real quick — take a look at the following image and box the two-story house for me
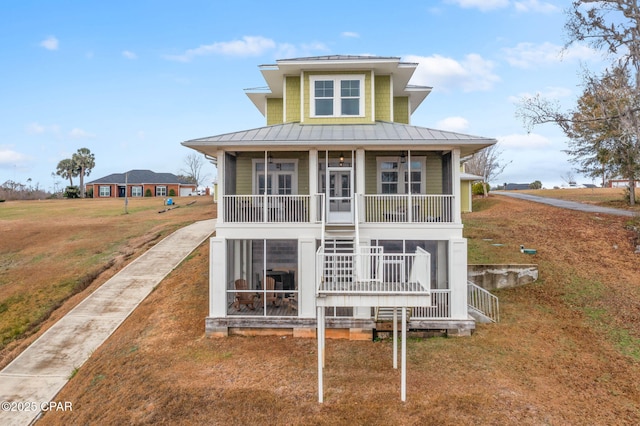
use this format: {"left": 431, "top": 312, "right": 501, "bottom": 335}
{"left": 182, "top": 55, "right": 497, "bottom": 341}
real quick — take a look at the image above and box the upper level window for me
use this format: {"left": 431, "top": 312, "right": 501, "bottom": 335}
{"left": 377, "top": 157, "right": 426, "bottom": 194}
{"left": 311, "top": 75, "right": 364, "bottom": 117}
{"left": 254, "top": 160, "right": 298, "bottom": 195}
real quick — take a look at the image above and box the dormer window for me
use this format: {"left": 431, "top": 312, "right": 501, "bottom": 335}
{"left": 310, "top": 75, "right": 364, "bottom": 117}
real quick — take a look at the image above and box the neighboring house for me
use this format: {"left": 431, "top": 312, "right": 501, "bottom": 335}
{"left": 504, "top": 183, "right": 531, "bottom": 191}
{"left": 608, "top": 179, "right": 640, "bottom": 188}
{"left": 86, "top": 169, "right": 196, "bottom": 198}
{"left": 183, "top": 55, "right": 497, "bottom": 340}
{"left": 460, "top": 171, "right": 484, "bottom": 213}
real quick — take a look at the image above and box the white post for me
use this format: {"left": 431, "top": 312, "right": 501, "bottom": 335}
{"left": 393, "top": 307, "right": 398, "bottom": 369}
{"left": 401, "top": 307, "right": 407, "bottom": 402}
{"left": 317, "top": 306, "right": 324, "bottom": 403}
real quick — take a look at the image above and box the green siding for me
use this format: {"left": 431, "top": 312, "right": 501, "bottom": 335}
{"left": 234, "top": 152, "right": 309, "bottom": 195}
{"left": 461, "top": 180, "right": 472, "bottom": 213}
{"left": 374, "top": 75, "right": 392, "bottom": 122}
{"left": 302, "top": 70, "right": 373, "bottom": 124}
{"left": 285, "top": 76, "right": 301, "bottom": 122}
{"left": 393, "top": 97, "right": 409, "bottom": 124}
{"left": 266, "top": 98, "right": 283, "bottom": 125}
{"left": 363, "top": 151, "right": 444, "bottom": 194}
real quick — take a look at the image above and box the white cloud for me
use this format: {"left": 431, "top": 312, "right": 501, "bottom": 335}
{"left": 499, "top": 132, "right": 552, "bottom": 149}
{"left": 164, "top": 36, "right": 329, "bottom": 62}
{"left": 446, "top": 0, "right": 509, "bottom": 11}
{"left": 0, "top": 146, "right": 28, "bottom": 166}
{"left": 26, "top": 122, "right": 61, "bottom": 136}
{"left": 405, "top": 54, "right": 500, "bottom": 92}
{"left": 164, "top": 36, "right": 276, "bottom": 62}
{"left": 437, "top": 116, "right": 469, "bottom": 133}
{"left": 69, "top": 128, "right": 96, "bottom": 139}
{"left": 40, "top": 36, "right": 59, "bottom": 51}
{"left": 514, "top": 0, "right": 558, "bottom": 13}
{"left": 503, "top": 42, "right": 599, "bottom": 68}
{"left": 122, "top": 50, "right": 137, "bottom": 59}
{"left": 341, "top": 32, "right": 360, "bottom": 38}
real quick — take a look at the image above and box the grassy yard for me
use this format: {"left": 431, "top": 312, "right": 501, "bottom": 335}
{"left": 33, "top": 193, "right": 640, "bottom": 425}
{"left": 0, "top": 196, "right": 215, "bottom": 367}
{"left": 517, "top": 187, "right": 640, "bottom": 212}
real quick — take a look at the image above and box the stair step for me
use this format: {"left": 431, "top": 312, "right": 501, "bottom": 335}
{"left": 374, "top": 307, "right": 412, "bottom": 322}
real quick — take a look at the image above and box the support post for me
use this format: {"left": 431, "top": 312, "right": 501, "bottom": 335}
{"left": 317, "top": 306, "right": 324, "bottom": 403}
{"left": 401, "top": 307, "right": 407, "bottom": 402}
{"left": 393, "top": 307, "right": 398, "bottom": 369}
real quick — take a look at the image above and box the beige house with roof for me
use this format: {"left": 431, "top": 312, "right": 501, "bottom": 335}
{"left": 183, "top": 55, "right": 498, "bottom": 343}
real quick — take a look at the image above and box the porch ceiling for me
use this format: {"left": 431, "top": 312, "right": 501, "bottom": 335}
{"left": 182, "top": 121, "right": 496, "bottom": 158}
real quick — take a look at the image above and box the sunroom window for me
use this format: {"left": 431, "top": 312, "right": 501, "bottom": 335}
{"left": 311, "top": 75, "right": 364, "bottom": 117}
{"left": 254, "top": 160, "right": 297, "bottom": 195}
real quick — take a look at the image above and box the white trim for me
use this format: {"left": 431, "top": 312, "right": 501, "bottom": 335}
{"left": 300, "top": 71, "right": 305, "bottom": 123}
{"left": 283, "top": 75, "right": 287, "bottom": 122}
{"left": 371, "top": 70, "right": 375, "bottom": 122}
{"left": 390, "top": 74, "right": 394, "bottom": 122}
{"left": 309, "top": 74, "right": 365, "bottom": 118}
{"left": 251, "top": 158, "right": 299, "bottom": 195}
{"left": 376, "top": 155, "right": 427, "bottom": 194}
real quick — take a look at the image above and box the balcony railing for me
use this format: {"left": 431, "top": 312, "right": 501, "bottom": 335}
{"left": 316, "top": 246, "right": 431, "bottom": 295}
{"left": 224, "top": 195, "right": 321, "bottom": 223}
{"left": 360, "top": 194, "right": 454, "bottom": 223}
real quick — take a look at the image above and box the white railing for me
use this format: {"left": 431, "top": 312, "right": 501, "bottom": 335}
{"left": 223, "top": 195, "right": 314, "bottom": 223}
{"left": 316, "top": 247, "right": 431, "bottom": 294}
{"left": 412, "top": 290, "right": 451, "bottom": 319}
{"left": 467, "top": 281, "right": 500, "bottom": 323}
{"left": 360, "top": 194, "right": 454, "bottom": 223}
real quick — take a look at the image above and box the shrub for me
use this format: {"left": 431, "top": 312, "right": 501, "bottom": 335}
{"left": 63, "top": 186, "right": 80, "bottom": 198}
{"left": 145, "top": 189, "right": 153, "bottom": 197}
{"left": 169, "top": 189, "right": 176, "bottom": 196}
{"left": 472, "top": 182, "right": 489, "bottom": 196}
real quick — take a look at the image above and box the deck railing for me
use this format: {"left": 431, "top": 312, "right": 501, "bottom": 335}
{"left": 412, "top": 290, "right": 451, "bottom": 319}
{"left": 467, "top": 281, "right": 500, "bottom": 322}
{"left": 360, "top": 194, "right": 454, "bottom": 223}
{"left": 316, "top": 246, "right": 431, "bottom": 295}
{"left": 224, "top": 195, "right": 318, "bottom": 223}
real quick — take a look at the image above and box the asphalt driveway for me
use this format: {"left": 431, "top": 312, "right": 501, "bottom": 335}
{"left": 494, "top": 191, "right": 637, "bottom": 217}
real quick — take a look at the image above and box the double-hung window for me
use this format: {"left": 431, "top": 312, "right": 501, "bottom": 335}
{"left": 311, "top": 75, "right": 364, "bottom": 117}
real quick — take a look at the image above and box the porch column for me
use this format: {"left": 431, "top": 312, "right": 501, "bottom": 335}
{"left": 209, "top": 237, "right": 227, "bottom": 317}
{"left": 298, "top": 238, "right": 316, "bottom": 318}
{"left": 217, "top": 149, "right": 225, "bottom": 223}
{"left": 449, "top": 238, "right": 468, "bottom": 320}
{"left": 452, "top": 148, "right": 461, "bottom": 224}
{"left": 353, "top": 148, "right": 369, "bottom": 320}
{"left": 309, "top": 149, "right": 318, "bottom": 222}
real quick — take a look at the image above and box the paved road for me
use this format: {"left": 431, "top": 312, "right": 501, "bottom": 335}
{"left": 494, "top": 191, "right": 637, "bottom": 217}
{"left": 0, "top": 219, "right": 216, "bottom": 426}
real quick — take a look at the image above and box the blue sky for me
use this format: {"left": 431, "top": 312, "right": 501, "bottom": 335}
{"left": 0, "top": 0, "right": 608, "bottom": 192}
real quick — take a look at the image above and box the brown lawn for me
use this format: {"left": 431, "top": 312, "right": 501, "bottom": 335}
{"left": 14, "top": 193, "right": 640, "bottom": 424}
{"left": 0, "top": 196, "right": 215, "bottom": 369}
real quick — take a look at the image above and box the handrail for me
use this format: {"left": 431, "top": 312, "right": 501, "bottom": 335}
{"left": 467, "top": 281, "right": 499, "bottom": 323}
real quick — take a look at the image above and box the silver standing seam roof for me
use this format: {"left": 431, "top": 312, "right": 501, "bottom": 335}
{"left": 182, "top": 121, "right": 496, "bottom": 157}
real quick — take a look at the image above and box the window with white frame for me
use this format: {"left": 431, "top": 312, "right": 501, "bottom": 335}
{"left": 156, "top": 186, "right": 167, "bottom": 196}
{"left": 99, "top": 186, "right": 111, "bottom": 197}
{"left": 254, "top": 160, "right": 298, "bottom": 195}
{"left": 131, "top": 186, "right": 143, "bottom": 197}
{"left": 311, "top": 75, "right": 364, "bottom": 117}
{"left": 377, "top": 157, "right": 426, "bottom": 194}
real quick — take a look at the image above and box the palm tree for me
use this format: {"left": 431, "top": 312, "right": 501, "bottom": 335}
{"left": 72, "top": 148, "right": 95, "bottom": 198}
{"left": 56, "top": 158, "right": 78, "bottom": 186}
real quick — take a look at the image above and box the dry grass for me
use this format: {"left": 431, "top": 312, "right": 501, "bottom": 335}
{"left": 0, "top": 196, "right": 215, "bottom": 368}
{"left": 35, "top": 194, "right": 640, "bottom": 425}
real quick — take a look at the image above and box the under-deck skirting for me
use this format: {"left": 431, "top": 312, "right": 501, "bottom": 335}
{"left": 205, "top": 317, "right": 475, "bottom": 339}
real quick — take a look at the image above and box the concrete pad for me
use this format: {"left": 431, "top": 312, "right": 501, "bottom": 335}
{"left": 0, "top": 219, "right": 216, "bottom": 426}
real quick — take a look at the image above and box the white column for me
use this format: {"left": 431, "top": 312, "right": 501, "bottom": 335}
{"left": 217, "top": 150, "right": 225, "bottom": 223}
{"left": 309, "top": 149, "right": 318, "bottom": 222}
{"left": 317, "top": 305, "right": 324, "bottom": 403}
{"left": 299, "top": 238, "right": 316, "bottom": 318}
{"left": 449, "top": 238, "right": 468, "bottom": 319}
{"left": 393, "top": 307, "right": 398, "bottom": 369}
{"left": 209, "top": 238, "right": 227, "bottom": 317}
{"left": 452, "top": 148, "right": 461, "bottom": 224}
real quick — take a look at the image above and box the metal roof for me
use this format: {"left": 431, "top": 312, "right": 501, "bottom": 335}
{"left": 182, "top": 121, "right": 496, "bottom": 157}
{"left": 87, "top": 170, "right": 193, "bottom": 185}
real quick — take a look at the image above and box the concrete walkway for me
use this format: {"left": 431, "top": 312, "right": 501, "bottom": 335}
{"left": 494, "top": 191, "right": 637, "bottom": 217}
{"left": 0, "top": 219, "right": 216, "bottom": 426}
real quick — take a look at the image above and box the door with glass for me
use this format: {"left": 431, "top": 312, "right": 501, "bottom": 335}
{"left": 326, "top": 167, "right": 353, "bottom": 224}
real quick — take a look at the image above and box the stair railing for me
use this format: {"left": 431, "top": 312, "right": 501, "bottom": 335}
{"left": 467, "top": 281, "right": 499, "bottom": 323}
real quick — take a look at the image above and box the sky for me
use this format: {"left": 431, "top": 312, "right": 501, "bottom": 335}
{"left": 0, "top": 0, "right": 611, "bottom": 192}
